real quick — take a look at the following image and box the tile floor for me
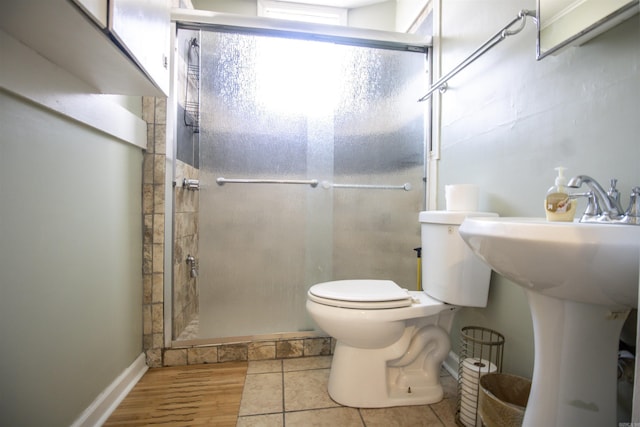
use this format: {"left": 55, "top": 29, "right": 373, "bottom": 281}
{"left": 236, "top": 356, "right": 459, "bottom": 427}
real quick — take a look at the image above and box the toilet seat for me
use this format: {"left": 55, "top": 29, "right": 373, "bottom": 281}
{"left": 308, "top": 280, "right": 414, "bottom": 309}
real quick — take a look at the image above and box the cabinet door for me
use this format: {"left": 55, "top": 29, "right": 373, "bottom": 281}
{"left": 110, "top": 0, "right": 170, "bottom": 95}
{"left": 72, "top": 0, "right": 108, "bottom": 28}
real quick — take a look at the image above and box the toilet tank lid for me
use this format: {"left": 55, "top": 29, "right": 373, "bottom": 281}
{"left": 419, "top": 210, "right": 498, "bottom": 225}
{"left": 308, "top": 280, "right": 410, "bottom": 302}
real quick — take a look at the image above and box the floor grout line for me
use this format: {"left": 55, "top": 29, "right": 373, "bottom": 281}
{"left": 237, "top": 356, "right": 458, "bottom": 426}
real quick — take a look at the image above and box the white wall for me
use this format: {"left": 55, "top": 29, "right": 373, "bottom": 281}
{"left": 433, "top": 0, "right": 640, "bottom": 378}
{"left": 0, "top": 84, "right": 143, "bottom": 426}
{"left": 192, "top": 0, "right": 257, "bottom": 15}
{"left": 396, "top": 0, "right": 429, "bottom": 32}
{"left": 348, "top": 1, "right": 396, "bottom": 31}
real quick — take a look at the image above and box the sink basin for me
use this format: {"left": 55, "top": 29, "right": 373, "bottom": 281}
{"left": 458, "top": 217, "right": 640, "bottom": 427}
{"left": 459, "top": 217, "right": 639, "bottom": 308}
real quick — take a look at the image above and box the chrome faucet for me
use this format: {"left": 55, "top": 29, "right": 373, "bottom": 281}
{"left": 186, "top": 255, "right": 198, "bottom": 278}
{"left": 567, "top": 175, "right": 640, "bottom": 225}
{"left": 183, "top": 178, "right": 200, "bottom": 191}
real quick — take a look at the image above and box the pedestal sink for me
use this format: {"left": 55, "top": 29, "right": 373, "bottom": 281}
{"left": 459, "top": 217, "right": 640, "bottom": 427}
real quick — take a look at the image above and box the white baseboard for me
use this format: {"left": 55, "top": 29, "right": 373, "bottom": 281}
{"left": 443, "top": 350, "right": 459, "bottom": 380}
{"left": 71, "top": 352, "right": 148, "bottom": 427}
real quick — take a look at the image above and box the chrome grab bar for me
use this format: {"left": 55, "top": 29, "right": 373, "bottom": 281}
{"left": 216, "top": 177, "right": 319, "bottom": 187}
{"left": 322, "top": 181, "right": 412, "bottom": 191}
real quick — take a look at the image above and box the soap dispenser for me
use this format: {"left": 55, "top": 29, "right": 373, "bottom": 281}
{"left": 544, "top": 167, "right": 576, "bottom": 222}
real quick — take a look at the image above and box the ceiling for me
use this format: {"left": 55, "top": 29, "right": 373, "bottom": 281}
{"left": 287, "top": 0, "right": 390, "bottom": 8}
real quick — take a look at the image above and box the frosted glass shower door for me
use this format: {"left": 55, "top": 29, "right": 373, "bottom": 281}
{"left": 195, "top": 30, "right": 426, "bottom": 340}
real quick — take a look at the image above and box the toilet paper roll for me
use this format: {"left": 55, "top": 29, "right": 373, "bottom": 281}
{"left": 462, "top": 357, "right": 497, "bottom": 377}
{"left": 459, "top": 404, "right": 482, "bottom": 427}
{"left": 445, "top": 184, "right": 479, "bottom": 211}
{"left": 459, "top": 358, "right": 497, "bottom": 427}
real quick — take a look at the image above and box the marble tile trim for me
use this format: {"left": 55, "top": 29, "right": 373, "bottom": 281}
{"left": 162, "top": 337, "right": 334, "bottom": 367}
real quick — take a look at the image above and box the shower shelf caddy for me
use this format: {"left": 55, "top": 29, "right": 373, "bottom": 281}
{"left": 456, "top": 326, "right": 505, "bottom": 427}
{"left": 184, "top": 36, "right": 200, "bottom": 133}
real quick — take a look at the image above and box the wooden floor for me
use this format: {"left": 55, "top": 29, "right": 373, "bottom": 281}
{"left": 104, "top": 362, "right": 248, "bottom": 426}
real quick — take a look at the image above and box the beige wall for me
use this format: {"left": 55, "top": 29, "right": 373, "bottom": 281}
{"left": 433, "top": 0, "right": 639, "bottom": 377}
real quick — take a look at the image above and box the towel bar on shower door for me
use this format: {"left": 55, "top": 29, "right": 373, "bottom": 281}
{"left": 321, "top": 181, "right": 412, "bottom": 191}
{"left": 215, "top": 177, "right": 412, "bottom": 191}
{"left": 216, "top": 177, "right": 319, "bottom": 187}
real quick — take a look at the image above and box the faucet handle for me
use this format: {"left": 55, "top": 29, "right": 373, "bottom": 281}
{"left": 608, "top": 178, "right": 619, "bottom": 198}
{"left": 607, "top": 178, "right": 623, "bottom": 212}
{"left": 570, "top": 191, "right": 600, "bottom": 217}
{"left": 625, "top": 187, "right": 640, "bottom": 219}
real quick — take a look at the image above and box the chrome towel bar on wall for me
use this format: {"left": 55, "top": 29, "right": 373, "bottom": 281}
{"left": 418, "top": 9, "right": 536, "bottom": 102}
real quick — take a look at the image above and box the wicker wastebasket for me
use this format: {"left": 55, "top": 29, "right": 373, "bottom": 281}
{"left": 478, "top": 373, "right": 531, "bottom": 427}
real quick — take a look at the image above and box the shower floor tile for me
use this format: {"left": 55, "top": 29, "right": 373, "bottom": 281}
{"left": 236, "top": 356, "right": 458, "bottom": 427}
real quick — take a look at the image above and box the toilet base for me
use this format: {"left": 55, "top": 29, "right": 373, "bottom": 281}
{"left": 328, "top": 326, "right": 449, "bottom": 408}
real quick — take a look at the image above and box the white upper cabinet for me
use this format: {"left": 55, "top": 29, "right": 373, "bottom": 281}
{"left": 74, "top": 0, "right": 109, "bottom": 28}
{"left": 109, "top": 0, "right": 170, "bottom": 95}
{"left": 0, "top": 0, "right": 170, "bottom": 96}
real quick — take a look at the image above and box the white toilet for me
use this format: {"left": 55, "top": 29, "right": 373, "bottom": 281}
{"left": 306, "top": 210, "right": 497, "bottom": 408}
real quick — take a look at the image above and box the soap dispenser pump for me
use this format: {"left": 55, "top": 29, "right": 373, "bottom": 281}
{"left": 544, "top": 167, "right": 576, "bottom": 222}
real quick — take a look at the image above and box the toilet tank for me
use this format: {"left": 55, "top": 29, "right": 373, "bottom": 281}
{"left": 419, "top": 211, "right": 498, "bottom": 307}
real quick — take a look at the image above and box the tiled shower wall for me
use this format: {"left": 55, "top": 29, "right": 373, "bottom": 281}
{"left": 142, "top": 97, "right": 166, "bottom": 367}
{"left": 141, "top": 96, "right": 333, "bottom": 368}
{"left": 173, "top": 161, "right": 199, "bottom": 338}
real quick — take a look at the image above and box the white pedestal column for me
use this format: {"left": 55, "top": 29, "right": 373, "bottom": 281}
{"left": 523, "top": 291, "right": 629, "bottom": 427}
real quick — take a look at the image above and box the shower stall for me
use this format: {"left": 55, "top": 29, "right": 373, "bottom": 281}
{"left": 172, "top": 14, "right": 430, "bottom": 342}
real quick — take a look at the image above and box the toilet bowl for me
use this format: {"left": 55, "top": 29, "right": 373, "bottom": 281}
{"left": 306, "top": 211, "right": 498, "bottom": 408}
{"left": 307, "top": 282, "right": 456, "bottom": 407}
